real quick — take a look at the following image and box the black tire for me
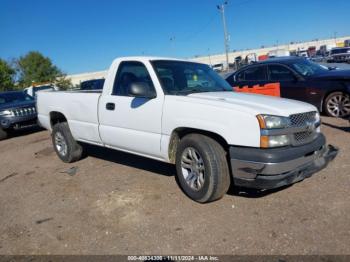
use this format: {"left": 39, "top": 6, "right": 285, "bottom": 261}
{"left": 175, "top": 134, "right": 230, "bottom": 203}
{"left": 324, "top": 91, "right": 350, "bottom": 117}
{"left": 52, "top": 122, "right": 84, "bottom": 163}
{"left": 0, "top": 128, "right": 8, "bottom": 141}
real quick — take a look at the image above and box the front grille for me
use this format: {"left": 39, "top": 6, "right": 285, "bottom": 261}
{"left": 289, "top": 111, "right": 317, "bottom": 145}
{"left": 293, "top": 131, "right": 317, "bottom": 146}
{"left": 289, "top": 111, "right": 317, "bottom": 127}
{"left": 12, "top": 107, "right": 36, "bottom": 117}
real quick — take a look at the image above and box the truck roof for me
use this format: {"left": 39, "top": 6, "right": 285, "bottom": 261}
{"left": 111, "top": 56, "right": 199, "bottom": 64}
{"left": 115, "top": 56, "right": 182, "bottom": 61}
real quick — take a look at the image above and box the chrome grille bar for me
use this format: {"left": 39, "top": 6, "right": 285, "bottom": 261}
{"left": 12, "top": 107, "right": 36, "bottom": 117}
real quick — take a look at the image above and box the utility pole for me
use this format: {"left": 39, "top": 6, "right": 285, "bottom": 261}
{"left": 217, "top": 1, "right": 229, "bottom": 70}
{"left": 170, "top": 36, "right": 176, "bottom": 56}
{"left": 207, "top": 48, "right": 212, "bottom": 66}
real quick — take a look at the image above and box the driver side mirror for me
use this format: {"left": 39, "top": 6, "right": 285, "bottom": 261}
{"left": 128, "top": 82, "right": 156, "bottom": 99}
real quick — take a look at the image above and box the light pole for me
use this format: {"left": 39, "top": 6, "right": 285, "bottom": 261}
{"left": 217, "top": 1, "right": 230, "bottom": 70}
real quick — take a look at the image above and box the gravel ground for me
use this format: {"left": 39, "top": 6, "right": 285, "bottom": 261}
{"left": 0, "top": 117, "right": 349, "bottom": 255}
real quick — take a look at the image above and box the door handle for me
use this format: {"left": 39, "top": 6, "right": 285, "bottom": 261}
{"left": 106, "top": 103, "right": 115, "bottom": 110}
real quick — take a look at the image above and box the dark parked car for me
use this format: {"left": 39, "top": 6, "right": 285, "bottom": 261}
{"left": 0, "top": 91, "right": 37, "bottom": 140}
{"left": 80, "top": 78, "right": 105, "bottom": 91}
{"left": 225, "top": 57, "right": 350, "bottom": 117}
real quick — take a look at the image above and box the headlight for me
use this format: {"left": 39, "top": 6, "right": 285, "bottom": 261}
{"left": 0, "top": 110, "right": 13, "bottom": 117}
{"left": 257, "top": 114, "right": 291, "bottom": 148}
{"left": 260, "top": 135, "right": 290, "bottom": 148}
{"left": 257, "top": 115, "right": 290, "bottom": 129}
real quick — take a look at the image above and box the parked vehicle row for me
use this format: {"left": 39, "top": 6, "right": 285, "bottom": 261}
{"left": 213, "top": 39, "right": 350, "bottom": 73}
{"left": 37, "top": 56, "right": 338, "bottom": 203}
{"left": 225, "top": 57, "right": 350, "bottom": 118}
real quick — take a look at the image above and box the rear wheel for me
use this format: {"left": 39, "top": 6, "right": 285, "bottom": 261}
{"left": 175, "top": 134, "right": 230, "bottom": 203}
{"left": 52, "top": 122, "right": 84, "bottom": 163}
{"left": 0, "top": 128, "right": 8, "bottom": 141}
{"left": 324, "top": 92, "right": 350, "bottom": 117}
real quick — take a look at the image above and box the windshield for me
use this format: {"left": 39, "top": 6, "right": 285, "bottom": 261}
{"left": 291, "top": 60, "right": 328, "bottom": 76}
{"left": 151, "top": 60, "right": 232, "bottom": 95}
{"left": 0, "top": 92, "right": 34, "bottom": 105}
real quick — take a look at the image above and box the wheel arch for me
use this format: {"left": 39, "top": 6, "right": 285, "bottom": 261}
{"left": 50, "top": 111, "right": 68, "bottom": 128}
{"left": 167, "top": 127, "right": 229, "bottom": 164}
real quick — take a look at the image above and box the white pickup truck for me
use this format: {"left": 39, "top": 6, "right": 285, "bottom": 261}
{"left": 37, "top": 57, "right": 338, "bottom": 203}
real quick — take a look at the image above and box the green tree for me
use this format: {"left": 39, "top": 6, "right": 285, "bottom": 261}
{"left": 16, "top": 51, "right": 72, "bottom": 88}
{"left": 0, "top": 59, "right": 15, "bottom": 91}
{"left": 55, "top": 76, "right": 73, "bottom": 90}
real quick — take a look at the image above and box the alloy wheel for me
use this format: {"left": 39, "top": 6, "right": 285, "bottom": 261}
{"left": 180, "top": 147, "right": 205, "bottom": 191}
{"left": 326, "top": 93, "right": 350, "bottom": 117}
{"left": 54, "top": 131, "right": 68, "bottom": 156}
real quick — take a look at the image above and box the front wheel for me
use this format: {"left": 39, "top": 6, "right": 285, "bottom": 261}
{"left": 324, "top": 92, "right": 350, "bottom": 117}
{"left": 175, "top": 134, "right": 230, "bottom": 203}
{"left": 52, "top": 122, "right": 84, "bottom": 163}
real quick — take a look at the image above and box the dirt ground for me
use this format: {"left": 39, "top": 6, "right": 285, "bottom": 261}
{"left": 0, "top": 117, "right": 349, "bottom": 255}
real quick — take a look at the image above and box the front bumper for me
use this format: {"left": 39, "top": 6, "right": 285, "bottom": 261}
{"left": 332, "top": 54, "right": 350, "bottom": 62}
{"left": 0, "top": 115, "right": 38, "bottom": 130}
{"left": 230, "top": 134, "right": 338, "bottom": 189}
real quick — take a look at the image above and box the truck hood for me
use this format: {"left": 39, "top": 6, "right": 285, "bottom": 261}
{"left": 309, "top": 69, "right": 350, "bottom": 81}
{"left": 0, "top": 101, "right": 36, "bottom": 111}
{"left": 186, "top": 92, "right": 317, "bottom": 117}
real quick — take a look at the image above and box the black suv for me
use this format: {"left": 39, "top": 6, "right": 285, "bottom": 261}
{"left": 0, "top": 91, "right": 37, "bottom": 140}
{"left": 225, "top": 57, "right": 350, "bottom": 117}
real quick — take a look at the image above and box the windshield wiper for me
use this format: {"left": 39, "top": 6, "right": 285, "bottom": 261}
{"left": 175, "top": 89, "right": 206, "bottom": 95}
{"left": 175, "top": 88, "right": 231, "bottom": 95}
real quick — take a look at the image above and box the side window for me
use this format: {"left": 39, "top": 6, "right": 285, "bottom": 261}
{"left": 113, "top": 61, "right": 155, "bottom": 96}
{"left": 236, "top": 71, "right": 245, "bottom": 82}
{"left": 243, "top": 66, "right": 267, "bottom": 81}
{"left": 269, "top": 65, "right": 296, "bottom": 81}
{"left": 156, "top": 68, "right": 176, "bottom": 93}
{"left": 225, "top": 74, "right": 234, "bottom": 86}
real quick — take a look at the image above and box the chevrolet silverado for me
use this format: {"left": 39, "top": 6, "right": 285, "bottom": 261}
{"left": 37, "top": 57, "right": 338, "bottom": 203}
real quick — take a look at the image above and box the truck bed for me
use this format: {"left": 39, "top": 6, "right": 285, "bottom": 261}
{"left": 37, "top": 91, "right": 103, "bottom": 144}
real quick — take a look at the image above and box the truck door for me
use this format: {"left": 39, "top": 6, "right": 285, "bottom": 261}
{"left": 98, "top": 61, "right": 163, "bottom": 158}
{"left": 267, "top": 64, "right": 307, "bottom": 101}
